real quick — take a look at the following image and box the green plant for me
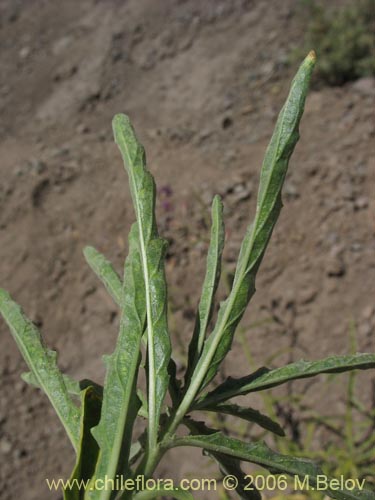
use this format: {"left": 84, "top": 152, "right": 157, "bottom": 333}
{"left": 233, "top": 323, "right": 375, "bottom": 499}
{"left": 1, "top": 52, "right": 374, "bottom": 500}
{"left": 295, "top": 0, "right": 375, "bottom": 85}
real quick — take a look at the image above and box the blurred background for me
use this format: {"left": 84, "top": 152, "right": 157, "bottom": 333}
{"left": 0, "top": 0, "right": 374, "bottom": 499}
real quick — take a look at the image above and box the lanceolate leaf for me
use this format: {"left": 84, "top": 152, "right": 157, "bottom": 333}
{"left": 64, "top": 387, "right": 102, "bottom": 500}
{"left": 198, "top": 403, "right": 285, "bottom": 436}
{"left": 168, "top": 433, "right": 375, "bottom": 500}
{"left": 84, "top": 243, "right": 180, "bottom": 408}
{"left": 185, "top": 195, "right": 225, "bottom": 385}
{"left": 0, "top": 289, "right": 80, "bottom": 450}
{"left": 162, "top": 52, "right": 316, "bottom": 438}
{"left": 210, "top": 453, "right": 261, "bottom": 500}
{"left": 83, "top": 246, "right": 123, "bottom": 306}
{"left": 113, "top": 114, "right": 171, "bottom": 452}
{"left": 183, "top": 418, "right": 261, "bottom": 500}
{"left": 197, "top": 52, "right": 316, "bottom": 389}
{"left": 196, "top": 353, "right": 375, "bottom": 408}
{"left": 87, "top": 224, "right": 145, "bottom": 500}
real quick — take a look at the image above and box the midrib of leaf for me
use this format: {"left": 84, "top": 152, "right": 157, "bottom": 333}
{"left": 113, "top": 124, "right": 158, "bottom": 452}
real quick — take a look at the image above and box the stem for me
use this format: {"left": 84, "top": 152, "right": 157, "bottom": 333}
{"left": 163, "top": 278, "right": 243, "bottom": 440}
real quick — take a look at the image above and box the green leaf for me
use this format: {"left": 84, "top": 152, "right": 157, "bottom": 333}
{"left": 113, "top": 113, "right": 171, "bottom": 452}
{"left": 64, "top": 386, "right": 102, "bottom": 500}
{"left": 0, "top": 289, "right": 80, "bottom": 450}
{"left": 183, "top": 418, "right": 261, "bottom": 500}
{"left": 84, "top": 243, "right": 179, "bottom": 409}
{"left": 83, "top": 246, "right": 123, "bottom": 306}
{"left": 185, "top": 195, "right": 225, "bottom": 385}
{"left": 134, "top": 489, "right": 195, "bottom": 500}
{"left": 196, "top": 353, "right": 375, "bottom": 407}
{"left": 198, "top": 403, "right": 285, "bottom": 436}
{"left": 168, "top": 433, "right": 375, "bottom": 500}
{"left": 166, "top": 53, "right": 316, "bottom": 438}
{"left": 209, "top": 453, "right": 261, "bottom": 500}
{"left": 198, "top": 52, "right": 316, "bottom": 389}
{"left": 87, "top": 224, "right": 145, "bottom": 500}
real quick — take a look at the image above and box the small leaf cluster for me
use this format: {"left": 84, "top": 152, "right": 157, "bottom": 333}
{"left": 1, "top": 52, "right": 374, "bottom": 500}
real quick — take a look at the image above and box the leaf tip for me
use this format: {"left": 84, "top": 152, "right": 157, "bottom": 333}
{"left": 112, "top": 113, "right": 131, "bottom": 134}
{"left": 307, "top": 50, "right": 317, "bottom": 64}
{"left": 83, "top": 245, "right": 95, "bottom": 258}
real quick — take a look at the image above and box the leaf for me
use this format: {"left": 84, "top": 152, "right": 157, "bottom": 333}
{"left": 210, "top": 453, "right": 261, "bottom": 500}
{"left": 85, "top": 243, "right": 179, "bottom": 409}
{"left": 185, "top": 195, "right": 225, "bottom": 385}
{"left": 113, "top": 113, "right": 171, "bottom": 451}
{"left": 162, "top": 53, "right": 316, "bottom": 438}
{"left": 83, "top": 246, "right": 123, "bottom": 306}
{"left": 183, "top": 418, "right": 261, "bottom": 500}
{"left": 0, "top": 289, "right": 80, "bottom": 450}
{"left": 64, "top": 386, "right": 102, "bottom": 500}
{"left": 87, "top": 224, "right": 145, "bottom": 500}
{"left": 85, "top": 243, "right": 180, "bottom": 411}
{"left": 198, "top": 403, "right": 285, "bottom": 436}
{"left": 196, "top": 52, "right": 316, "bottom": 389}
{"left": 133, "top": 489, "right": 195, "bottom": 500}
{"left": 168, "top": 433, "right": 375, "bottom": 500}
{"left": 196, "top": 353, "right": 375, "bottom": 407}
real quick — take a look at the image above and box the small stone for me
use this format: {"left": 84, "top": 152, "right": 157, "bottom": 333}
{"left": 284, "top": 181, "right": 299, "bottom": 199}
{"left": 19, "top": 46, "right": 31, "bottom": 59}
{"left": 0, "top": 438, "right": 12, "bottom": 454}
{"left": 231, "top": 183, "right": 252, "bottom": 203}
{"left": 354, "top": 196, "right": 369, "bottom": 210}
{"left": 299, "top": 286, "right": 318, "bottom": 305}
{"left": 362, "top": 305, "right": 374, "bottom": 321}
{"left": 241, "top": 104, "right": 254, "bottom": 115}
{"left": 326, "top": 246, "right": 346, "bottom": 278}
{"left": 350, "top": 242, "right": 363, "bottom": 252}
{"left": 76, "top": 123, "right": 90, "bottom": 134}
{"left": 52, "top": 35, "right": 73, "bottom": 55}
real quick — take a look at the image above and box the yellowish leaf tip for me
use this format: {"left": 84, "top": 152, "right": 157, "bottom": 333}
{"left": 308, "top": 50, "right": 316, "bottom": 62}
